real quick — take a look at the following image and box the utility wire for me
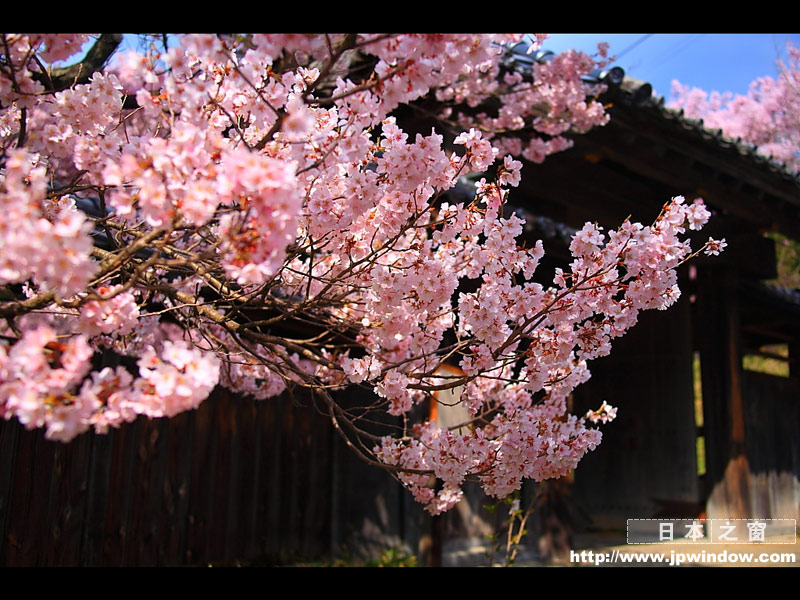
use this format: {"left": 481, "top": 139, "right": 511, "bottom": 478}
{"left": 612, "top": 34, "right": 654, "bottom": 62}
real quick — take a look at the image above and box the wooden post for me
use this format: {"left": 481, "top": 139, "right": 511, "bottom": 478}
{"left": 695, "top": 265, "right": 751, "bottom": 519}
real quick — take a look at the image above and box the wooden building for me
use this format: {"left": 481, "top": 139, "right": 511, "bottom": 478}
{"left": 515, "top": 73, "right": 800, "bottom": 529}
{"left": 2, "top": 51, "right": 799, "bottom": 567}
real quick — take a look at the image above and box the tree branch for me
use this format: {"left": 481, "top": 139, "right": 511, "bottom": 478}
{"left": 32, "top": 33, "right": 123, "bottom": 92}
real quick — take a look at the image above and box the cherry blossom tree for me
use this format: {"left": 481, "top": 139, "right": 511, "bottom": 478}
{"left": 670, "top": 41, "right": 800, "bottom": 172}
{"left": 0, "top": 34, "right": 723, "bottom": 515}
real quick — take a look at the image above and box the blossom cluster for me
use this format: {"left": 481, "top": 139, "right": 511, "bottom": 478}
{"left": 0, "top": 324, "right": 220, "bottom": 441}
{"left": 0, "top": 34, "right": 722, "bottom": 514}
{"left": 373, "top": 194, "right": 720, "bottom": 512}
{"left": 0, "top": 150, "right": 97, "bottom": 298}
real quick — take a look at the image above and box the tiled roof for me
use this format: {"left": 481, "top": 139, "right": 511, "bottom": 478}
{"left": 614, "top": 76, "right": 800, "bottom": 187}
{"left": 502, "top": 41, "right": 800, "bottom": 189}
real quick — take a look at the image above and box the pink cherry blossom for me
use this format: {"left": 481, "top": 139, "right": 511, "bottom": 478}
{"left": 0, "top": 34, "right": 724, "bottom": 516}
{"left": 670, "top": 41, "right": 800, "bottom": 173}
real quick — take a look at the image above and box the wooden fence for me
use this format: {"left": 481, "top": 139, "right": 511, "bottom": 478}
{"left": 0, "top": 386, "right": 420, "bottom": 566}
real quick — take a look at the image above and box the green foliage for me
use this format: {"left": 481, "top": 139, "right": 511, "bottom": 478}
{"left": 766, "top": 232, "right": 800, "bottom": 290}
{"left": 696, "top": 436, "right": 706, "bottom": 477}
{"left": 295, "top": 546, "right": 417, "bottom": 567}
{"left": 364, "top": 547, "right": 418, "bottom": 567}
{"left": 484, "top": 490, "right": 533, "bottom": 567}
{"left": 742, "top": 344, "right": 791, "bottom": 377}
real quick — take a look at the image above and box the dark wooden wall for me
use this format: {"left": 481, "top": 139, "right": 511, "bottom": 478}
{"left": 2, "top": 303, "right": 795, "bottom": 565}
{"left": 738, "top": 371, "right": 800, "bottom": 520}
{"left": 0, "top": 387, "right": 420, "bottom": 566}
{"left": 702, "top": 370, "right": 800, "bottom": 522}
{"left": 572, "top": 272, "right": 800, "bottom": 528}
{"left": 571, "top": 297, "right": 700, "bottom": 528}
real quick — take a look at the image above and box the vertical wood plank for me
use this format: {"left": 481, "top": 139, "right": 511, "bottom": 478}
{"left": 0, "top": 419, "right": 20, "bottom": 566}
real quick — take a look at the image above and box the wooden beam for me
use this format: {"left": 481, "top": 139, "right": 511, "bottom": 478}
{"left": 579, "top": 132, "right": 796, "bottom": 234}
{"left": 607, "top": 105, "right": 800, "bottom": 210}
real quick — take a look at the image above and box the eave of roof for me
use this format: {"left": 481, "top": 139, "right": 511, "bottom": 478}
{"left": 616, "top": 76, "right": 800, "bottom": 188}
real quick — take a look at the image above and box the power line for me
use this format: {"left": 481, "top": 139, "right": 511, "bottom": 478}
{"left": 613, "top": 34, "right": 654, "bottom": 62}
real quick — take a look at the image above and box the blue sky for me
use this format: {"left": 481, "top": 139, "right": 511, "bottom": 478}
{"left": 542, "top": 34, "right": 800, "bottom": 101}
